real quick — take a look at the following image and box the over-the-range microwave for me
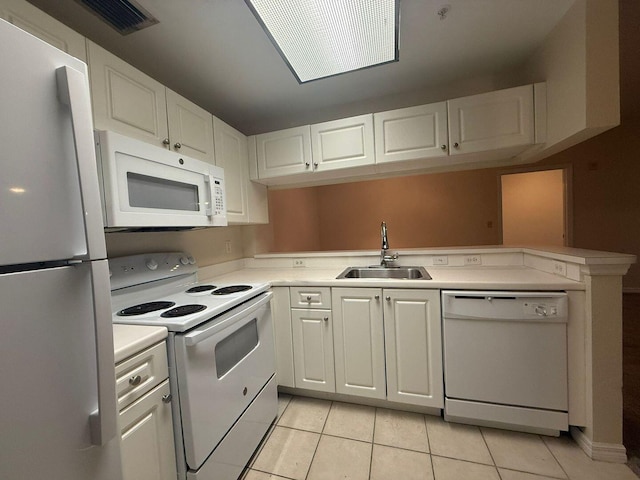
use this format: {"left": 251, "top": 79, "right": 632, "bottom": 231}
{"left": 94, "top": 130, "right": 227, "bottom": 229}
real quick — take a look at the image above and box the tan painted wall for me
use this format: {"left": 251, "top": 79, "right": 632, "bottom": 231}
{"left": 501, "top": 169, "right": 565, "bottom": 246}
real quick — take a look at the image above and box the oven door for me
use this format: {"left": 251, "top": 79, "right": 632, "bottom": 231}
{"left": 96, "top": 130, "right": 227, "bottom": 228}
{"left": 174, "top": 292, "right": 274, "bottom": 470}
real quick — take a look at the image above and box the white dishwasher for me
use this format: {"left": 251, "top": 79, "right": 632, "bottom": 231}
{"left": 441, "top": 290, "right": 568, "bottom": 436}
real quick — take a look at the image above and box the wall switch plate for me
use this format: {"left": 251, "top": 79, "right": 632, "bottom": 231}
{"left": 225, "top": 240, "right": 232, "bottom": 254}
{"left": 432, "top": 255, "right": 448, "bottom": 265}
{"left": 552, "top": 260, "right": 567, "bottom": 276}
{"left": 293, "top": 259, "right": 306, "bottom": 267}
{"left": 464, "top": 255, "right": 482, "bottom": 265}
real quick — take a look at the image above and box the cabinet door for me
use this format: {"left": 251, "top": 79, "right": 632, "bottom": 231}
{"left": 447, "top": 84, "right": 534, "bottom": 155}
{"left": 291, "top": 308, "right": 335, "bottom": 392}
{"left": 87, "top": 40, "right": 169, "bottom": 148}
{"left": 166, "top": 89, "right": 215, "bottom": 163}
{"left": 0, "top": 0, "right": 86, "bottom": 61}
{"left": 332, "top": 288, "right": 386, "bottom": 399}
{"left": 256, "top": 125, "right": 312, "bottom": 178}
{"left": 374, "top": 102, "right": 448, "bottom": 164}
{"left": 213, "top": 116, "right": 248, "bottom": 222}
{"left": 384, "top": 289, "right": 443, "bottom": 408}
{"left": 119, "top": 380, "right": 176, "bottom": 480}
{"left": 311, "top": 114, "right": 375, "bottom": 172}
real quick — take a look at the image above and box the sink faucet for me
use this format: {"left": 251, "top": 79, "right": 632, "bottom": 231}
{"left": 380, "top": 221, "right": 398, "bottom": 267}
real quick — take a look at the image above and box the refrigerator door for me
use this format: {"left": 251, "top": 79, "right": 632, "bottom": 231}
{"left": 0, "top": 19, "right": 106, "bottom": 266}
{"left": 0, "top": 260, "right": 122, "bottom": 480}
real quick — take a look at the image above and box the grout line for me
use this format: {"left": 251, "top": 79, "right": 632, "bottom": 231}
{"left": 479, "top": 427, "right": 499, "bottom": 467}
{"left": 424, "top": 414, "right": 436, "bottom": 479}
{"left": 540, "top": 435, "right": 572, "bottom": 480}
{"left": 369, "top": 407, "right": 378, "bottom": 480}
{"left": 303, "top": 396, "right": 332, "bottom": 480}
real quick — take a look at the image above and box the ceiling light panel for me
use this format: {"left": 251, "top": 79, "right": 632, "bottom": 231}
{"left": 247, "top": 0, "right": 398, "bottom": 83}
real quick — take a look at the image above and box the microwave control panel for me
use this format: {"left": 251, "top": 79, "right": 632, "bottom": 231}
{"left": 213, "top": 179, "right": 225, "bottom": 216}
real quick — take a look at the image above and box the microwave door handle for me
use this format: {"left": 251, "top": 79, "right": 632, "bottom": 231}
{"left": 204, "top": 175, "right": 213, "bottom": 217}
{"left": 55, "top": 66, "right": 106, "bottom": 260}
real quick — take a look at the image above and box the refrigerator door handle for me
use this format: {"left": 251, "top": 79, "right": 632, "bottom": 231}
{"left": 55, "top": 66, "right": 107, "bottom": 260}
{"left": 87, "top": 260, "right": 118, "bottom": 445}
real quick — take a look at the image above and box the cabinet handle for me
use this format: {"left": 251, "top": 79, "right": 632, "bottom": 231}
{"left": 375, "top": 295, "right": 380, "bottom": 300}
{"left": 174, "top": 142, "right": 182, "bottom": 149}
{"left": 441, "top": 144, "right": 447, "bottom": 150}
{"left": 306, "top": 295, "right": 312, "bottom": 302}
{"left": 313, "top": 162, "right": 318, "bottom": 169}
{"left": 128, "top": 375, "right": 142, "bottom": 386}
{"left": 162, "top": 138, "right": 170, "bottom": 146}
{"left": 386, "top": 296, "right": 391, "bottom": 301}
{"left": 161, "top": 394, "right": 172, "bottom": 404}
{"left": 242, "top": 387, "right": 248, "bottom": 396}
{"left": 305, "top": 162, "right": 310, "bottom": 168}
{"left": 453, "top": 142, "right": 460, "bottom": 149}
{"left": 323, "top": 316, "right": 329, "bottom": 322}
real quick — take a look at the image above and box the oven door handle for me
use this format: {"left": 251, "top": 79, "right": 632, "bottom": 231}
{"left": 184, "top": 291, "right": 272, "bottom": 347}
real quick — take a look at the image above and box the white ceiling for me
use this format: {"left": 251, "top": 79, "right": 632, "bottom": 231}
{"left": 27, "top": 0, "right": 574, "bottom": 134}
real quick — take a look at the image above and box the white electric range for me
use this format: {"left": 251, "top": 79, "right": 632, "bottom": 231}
{"left": 109, "top": 252, "right": 277, "bottom": 480}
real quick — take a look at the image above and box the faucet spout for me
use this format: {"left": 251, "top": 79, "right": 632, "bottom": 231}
{"left": 380, "top": 221, "right": 398, "bottom": 267}
{"left": 381, "top": 221, "right": 389, "bottom": 250}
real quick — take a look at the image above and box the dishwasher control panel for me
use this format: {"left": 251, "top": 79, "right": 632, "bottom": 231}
{"left": 523, "top": 302, "right": 559, "bottom": 317}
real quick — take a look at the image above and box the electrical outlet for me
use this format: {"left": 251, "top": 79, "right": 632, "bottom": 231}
{"left": 225, "top": 240, "right": 232, "bottom": 254}
{"left": 464, "top": 255, "right": 482, "bottom": 266}
{"left": 552, "top": 260, "right": 567, "bottom": 276}
{"left": 432, "top": 255, "right": 448, "bottom": 265}
{"left": 293, "top": 259, "right": 306, "bottom": 268}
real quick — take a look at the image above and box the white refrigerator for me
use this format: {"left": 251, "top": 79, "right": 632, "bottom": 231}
{"left": 0, "top": 19, "right": 123, "bottom": 480}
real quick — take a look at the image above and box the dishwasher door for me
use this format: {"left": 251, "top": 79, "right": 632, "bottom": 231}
{"left": 442, "top": 291, "right": 568, "bottom": 414}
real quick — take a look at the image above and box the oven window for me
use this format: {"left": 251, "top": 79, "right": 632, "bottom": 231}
{"left": 127, "top": 172, "right": 200, "bottom": 211}
{"left": 215, "top": 319, "right": 259, "bottom": 378}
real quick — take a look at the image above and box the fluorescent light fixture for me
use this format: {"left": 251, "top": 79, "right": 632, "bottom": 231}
{"left": 246, "top": 0, "right": 399, "bottom": 83}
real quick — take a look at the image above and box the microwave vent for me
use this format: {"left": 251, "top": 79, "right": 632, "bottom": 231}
{"left": 75, "top": 0, "right": 159, "bottom": 35}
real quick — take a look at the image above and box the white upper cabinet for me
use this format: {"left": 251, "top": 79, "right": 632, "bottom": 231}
{"left": 166, "top": 89, "right": 215, "bottom": 163}
{"left": 256, "top": 125, "right": 313, "bottom": 179}
{"left": 311, "top": 114, "right": 375, "bottom": 171}
{"left": 88, "top": 40, "right": 169, "bottom": 148}
{"left": 0, "top": 0, "right": 86, "bottom": 61}
{"left": 213, "top": 117, "right": 248, "bottom": 223}
{"left": 448, "top": 84, "right": 534, "bottom": 155}
{"left": 88, "top": 41, "right": 215, "bottom": 162}
{"left": 374, "top": 103, "right": 448, "bottom": 164}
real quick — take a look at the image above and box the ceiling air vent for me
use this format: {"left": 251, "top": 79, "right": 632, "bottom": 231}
{"left": 75, "top": 0, "right": 159, "bottom": 35}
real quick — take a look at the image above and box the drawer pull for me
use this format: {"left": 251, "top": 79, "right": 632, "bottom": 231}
{"left": 243, "top": 387, "right": 248, "bottom": 396}
{"left": 128, "top": 375, "right": 142, "bottom": 386}
{"left": 306, "top": 295, "right": 312, "bottom": 302}
{"left": 162, "top": 394, "right": 172, "bottom": 404}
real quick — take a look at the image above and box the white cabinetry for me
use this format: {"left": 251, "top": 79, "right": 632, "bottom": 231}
{"left": 311, "top": 114, "right": 375, "bottom": 171}
{"left": 448, "top": 84, "right": 534, "bottom": 155}
{"left": 290, "top": 287, "right": 335, "bottom": 392}
{"left": 0, "top": 0, "right": 87, "bottom": 61}
{"left": 256, "top": 125, "right": 313, "bottom": 179}
{"left": 332, "top": 288, "right": 386, "bottom": 399}
{"left": 374, "top": 103, "right": 448, "bottom": 164}
{"left": 384, "top": 289, "right": 443, "bottom": 408}
{"left": 116, "top": 341, "right": 176, "bottom": 480}
{"left": 270, "top": 287, "right": 294, "bottom": 388}
{"left": 88, "top": 41, "right": 214, "bottom": 162}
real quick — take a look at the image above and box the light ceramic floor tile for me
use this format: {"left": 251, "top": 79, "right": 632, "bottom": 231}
{"left": 498, "top": 469, "right": 565, "bottom": 480}
{"left": 277, "top": 396, "right": 331, "bottom": 433}
{"left": 251, "top": 426, "right": 320, "bottom": 480}
{"left": 432, "top": 456, "right": 500, "bottom": 480}
{"left": 370, "top": 444, "right": 434, "bottom": 480}
{"left": 481, "top": 428, "right": 566, "bottom": 479}
{"left": 543, "top": 435, "right": 639, "bottom": 480}
{"left": 242, "top": 469, "right": 290, "bottom": 480}
{"left": 426, "top": 416, "right": 493, "bottom": 465}
{"left": 306, "top": 435, "right": 371, "bottom": 480}
{"left": 323, "top": 402, "right": 375, "bottom": 442}
{"left": 277, "top": 393, "right": 292, "bottom": 419}
{"left": 374, "top": 408, "right": 430, "bottom": 452}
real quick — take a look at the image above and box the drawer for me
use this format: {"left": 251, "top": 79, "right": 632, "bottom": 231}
{"left": 116, "top": 341, "right": 168, "bottom": 411}
{"left": 290, "top": 286, "right": 331, "bottom": 309}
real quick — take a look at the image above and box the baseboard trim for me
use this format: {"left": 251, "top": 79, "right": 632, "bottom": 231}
{"left": 570, "top": 426, "right": 628, "bottom": 463}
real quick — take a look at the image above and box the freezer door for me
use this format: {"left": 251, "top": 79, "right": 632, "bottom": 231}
{"left": 0, "top": 261, "right": 122, "bottom": 480}
{"left": 0, "top": 20, "right": 106, "bottom": 266}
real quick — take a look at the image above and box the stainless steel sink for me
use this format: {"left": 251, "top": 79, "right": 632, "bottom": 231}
{"left": 336, "top": 266, "right": 432, "bottom": 280}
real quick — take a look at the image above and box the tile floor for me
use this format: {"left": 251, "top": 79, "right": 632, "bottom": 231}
{"left": 243, "top": 395, "right": 639, "bottom": 480}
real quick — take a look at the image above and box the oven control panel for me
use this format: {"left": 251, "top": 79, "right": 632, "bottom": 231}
{"left": 109, "top": 252, "right": 197, "bottom": 291}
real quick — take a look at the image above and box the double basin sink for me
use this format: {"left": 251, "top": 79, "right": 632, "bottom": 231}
{"left": 336, "top": 266, "right": 432, "bottom": 280}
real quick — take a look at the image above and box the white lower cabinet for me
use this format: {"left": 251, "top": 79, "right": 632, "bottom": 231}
{"left": 116, "top": 341, "right": 176, "bottom": 480}
{"left": 291, "top": 307, "right": 335, "bottom": 393}
{"left": 332, "top": 288, "right": 385, "bottom": 399}
{"left": 384, "top": 289, "right": 443, "bottom": 408}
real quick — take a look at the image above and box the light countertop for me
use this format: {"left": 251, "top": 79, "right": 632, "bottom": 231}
{"left": 113, "top": 324, "right": 168, "bottom": 364}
